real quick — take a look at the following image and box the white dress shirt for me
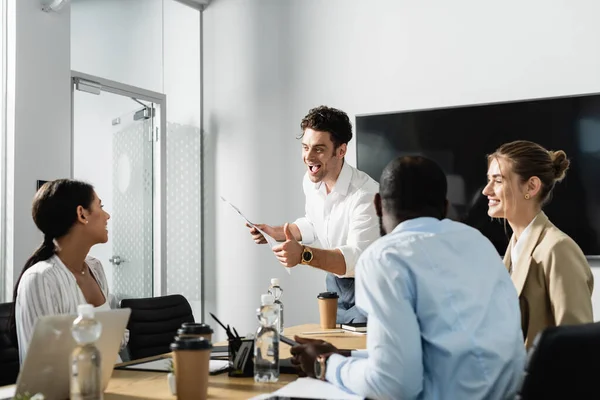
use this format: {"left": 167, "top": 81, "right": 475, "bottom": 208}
{"left": 294, "top": 161, "right": 379, "bottom": 277}
{"left": 325, "top": 218, "right": 526, "bottom": 400}
{"left": 15, "top": 255, "right": 128, "bottom": 363}
{"left": 510, "top": 213, "right": 539, "bottom": 274}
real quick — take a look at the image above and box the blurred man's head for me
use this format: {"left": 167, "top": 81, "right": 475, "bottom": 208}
{"left": 375, "top": 156, "right": 448, "bottom": 236}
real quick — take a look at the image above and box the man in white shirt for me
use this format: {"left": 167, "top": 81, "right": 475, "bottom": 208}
{"left": 290, "top": 156, "right": 526, "bottom": 400}
{"left": 248, "top": 106, "right": 379, "bottom": 323}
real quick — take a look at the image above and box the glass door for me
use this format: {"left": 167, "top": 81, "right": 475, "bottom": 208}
{"left": 109, "top": 105, "right": 154, "bottom": 299}
{"left": 72, "top": 72, "right": 166, "bottom": 303}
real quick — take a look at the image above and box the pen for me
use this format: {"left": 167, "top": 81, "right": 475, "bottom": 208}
{"left": 228, "top": 324, "right": 243, "bottom": 347}
{"left": 210, "top": 312, "right": 235, "bottom": 341}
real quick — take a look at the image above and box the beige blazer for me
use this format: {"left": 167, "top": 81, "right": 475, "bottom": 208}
{"left": 503, "top": 211, "right": 594, "bottom": 349}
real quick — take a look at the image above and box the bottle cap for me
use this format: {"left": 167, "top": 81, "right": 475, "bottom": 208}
{"left": 77, "top": 304, "right": 95, "bottom": 318}
{"left": 261, "top": 294, "right": 275, "bottom": 305}
{"left": 170, "top": 336, "right": 212, "bottom": 351}
{"left": 270, "top": 278, "right": 280, "bottom": 286}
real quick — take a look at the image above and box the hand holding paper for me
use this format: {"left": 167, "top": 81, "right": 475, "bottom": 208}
{"left": 221, "top": 196, "right": 291, "bottom": 274}
{"left": 247, "top": 223, "right": 280, "bottom": 246}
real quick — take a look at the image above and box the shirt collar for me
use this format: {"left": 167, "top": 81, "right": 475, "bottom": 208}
{"left": 513, "top": 213, "right": 540, "bottom": 247}
{"left": 314, "top": 160, "right": 353, "bottom": 196}
{"left": 391, "top": 217, "right": 441, "bottom": 234}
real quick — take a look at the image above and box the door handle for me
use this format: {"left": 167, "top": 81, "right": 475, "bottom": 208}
{"left": 109, "top": 255, "right": 126, "bottom": 266}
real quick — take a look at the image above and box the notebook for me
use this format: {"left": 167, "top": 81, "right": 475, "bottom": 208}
{"left": 340, "top": 322, "right": 367, "bottom": 333}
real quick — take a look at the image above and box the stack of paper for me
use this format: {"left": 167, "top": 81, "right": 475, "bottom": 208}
{"left": 249, "top": 377, "right": 364, "bottom": 400}
{"left": 121, "top": 358, "right": 229, "bottom": 374}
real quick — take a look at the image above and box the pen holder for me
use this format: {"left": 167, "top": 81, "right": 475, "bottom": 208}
{"left": 228, "top": 337, "right": 254, "bottom": 377}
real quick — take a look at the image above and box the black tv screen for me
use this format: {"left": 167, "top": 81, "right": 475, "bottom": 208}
{"left": 356, "top": 94, "right": 600, "bottom": 256}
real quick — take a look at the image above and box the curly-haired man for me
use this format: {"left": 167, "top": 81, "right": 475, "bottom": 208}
{"left": 248, "top": 105, "right": 379, "bottom": 323}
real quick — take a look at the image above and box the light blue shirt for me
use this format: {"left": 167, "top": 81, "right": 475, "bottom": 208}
{"left": 326, "top": 218, "right": 526, "bottom": 400}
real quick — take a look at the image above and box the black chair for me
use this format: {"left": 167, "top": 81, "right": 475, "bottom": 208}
{"left": 0, "top": 302, "right": 19, "bottom": 386}
{"left": 516, "top": 321, "right": 600, "bottom": 399}
{"left": 119, "top": 294, "right": 194, "bottom": 360}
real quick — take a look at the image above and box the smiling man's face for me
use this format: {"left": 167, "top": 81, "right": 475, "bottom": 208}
{"left": 301, "top": 128, "right": 345, "bottom": 184}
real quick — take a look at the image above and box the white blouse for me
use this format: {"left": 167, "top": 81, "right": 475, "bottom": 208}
{"left": 15, "top": 255, "right": 128, "bottom": 363}
{"left": 510, "top": 214, "right": 540, "bottom": 274}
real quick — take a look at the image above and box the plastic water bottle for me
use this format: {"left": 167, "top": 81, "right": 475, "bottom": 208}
{"left": 268, "top": 278, "right": 284, "bottom": 334}
{"left": 70, "top": 304, "right": 103, "bottom": 400}
{"left": 254, "top": 294, "right": 280, "bottom": 382}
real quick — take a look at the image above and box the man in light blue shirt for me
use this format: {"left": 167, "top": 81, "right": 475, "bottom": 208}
{"left": 291, "top": 155, "right": 526, "bottom": 400}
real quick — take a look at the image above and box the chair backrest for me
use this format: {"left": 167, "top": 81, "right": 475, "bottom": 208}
{"left": 516, "top": 321, "right": 600, "bottom": 399}
{"left": 119, "top": 294, "right": 194, "bottom": 360}
{"left": 0, "top": 302, "right": 19, "bottom": 386}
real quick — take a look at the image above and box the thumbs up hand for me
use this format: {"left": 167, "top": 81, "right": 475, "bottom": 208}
{"left": 273, "top": 223, "right": 304, "bottom": 268}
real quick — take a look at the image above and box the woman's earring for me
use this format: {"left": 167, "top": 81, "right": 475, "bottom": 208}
{"left": 85, "top": 220, "right": 89, "bottom": 224}
{"left": 524, "top": 193, "right": 530, "bottom": 200}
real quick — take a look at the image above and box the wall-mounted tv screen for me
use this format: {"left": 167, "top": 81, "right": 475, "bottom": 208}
{"left": 356, "top": 94, "right": 600, "bottom": 256}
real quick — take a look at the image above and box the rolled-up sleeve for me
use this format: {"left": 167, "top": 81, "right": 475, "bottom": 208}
{"left": 324, "top": 250, "right": 424, "bottom": 400}
{"left": 294, "top": 216, "right": 315, "bottom": 244}
{"left": 336, "top": 192, "right": 379, "bottom": 278}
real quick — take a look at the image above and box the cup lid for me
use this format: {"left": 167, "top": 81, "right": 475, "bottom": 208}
{"left": 317, "top": 291, "right": 339, "bottom": 299}
{"left": 170, "top": 336, "right": 212, "bottom": 351}
{"left": 178, "top": 322, "right": 213, "bottom": 335}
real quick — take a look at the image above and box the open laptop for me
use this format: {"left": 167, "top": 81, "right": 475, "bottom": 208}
{"left": 0, "top": 308, "right": 130, "bottom": 400}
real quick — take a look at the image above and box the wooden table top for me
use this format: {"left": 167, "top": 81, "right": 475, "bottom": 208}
{"left": 105, "top": 323, "right": 366, "bottom": 399}
{"left": 3, "top": 324, "right": 366, "bottom": 400}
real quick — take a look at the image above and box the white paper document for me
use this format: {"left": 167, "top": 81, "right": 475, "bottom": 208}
{"left": 0, "top": 386, "right": 16, "bottom": 400}
{"left": 121, "top": 357, "right": 229, "bottom": 373}
{"left": 221, "top": 196, "right": 291, "bottom": 274}
{"left": 249, "top": 377, "right": 364, "bottom": 400}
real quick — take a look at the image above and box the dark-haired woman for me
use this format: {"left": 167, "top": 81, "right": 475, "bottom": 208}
{"left": 13, "top": 179, "right": 127, "bottom": 362}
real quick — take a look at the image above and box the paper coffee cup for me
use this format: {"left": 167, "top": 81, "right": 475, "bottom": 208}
{"left": 170, "top": 336, "right": 212, "bottom": 400}
{"left": 317, "top": 291, "right": 339, "bottom": 329}
{"left": 177, "top": 322, "right": 214, "bottom": 342}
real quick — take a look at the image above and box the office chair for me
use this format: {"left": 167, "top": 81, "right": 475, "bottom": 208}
{"left": 516, "top": 321, "right": 600, "bottom": 399}
{"left": 0, "top": 302, "right": 20, "bottom": 386}
{"left": 119, "top": 294, "right": 194, "bottom": 360}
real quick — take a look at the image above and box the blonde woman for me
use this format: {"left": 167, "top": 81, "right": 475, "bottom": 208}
{"left": 482, "top": 140, "right": 593, "bottom": 348}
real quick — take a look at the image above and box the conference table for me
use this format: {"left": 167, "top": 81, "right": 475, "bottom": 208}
{"left": 106, "top": 324, "right": 366, "bottom": 399}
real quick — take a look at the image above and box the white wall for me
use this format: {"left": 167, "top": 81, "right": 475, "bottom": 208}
{"left": 71, "top": 0, "right": 162, "bottom": 93}
{"left": 1, "top": 1, "right": 6, "bottom": 300}
{"left": 164, "top": 1, "right": 201, "bottom": 127}
{"left": 4, "top": 0, "right": 71, "bottom": 299}
{"left": 203, "top": 0, "right": 323, "bottom": 339}
{"left": 162, "top": 0, "right": 202, "bottom": 321}
{"left": 203, "top": 0, "right": 600, "bottom": 337}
